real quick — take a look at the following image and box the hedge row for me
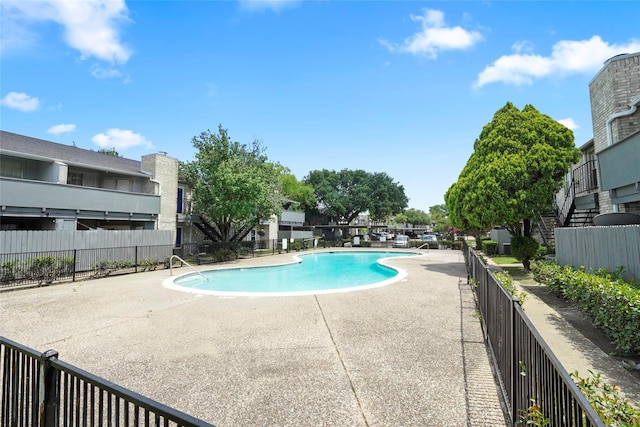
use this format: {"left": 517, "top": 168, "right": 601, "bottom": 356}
{"left": 531, "top": 260, "right": 640, "bottom": 357}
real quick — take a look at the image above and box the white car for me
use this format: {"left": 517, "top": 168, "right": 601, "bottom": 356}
{"left": 392, "top": 235, "right": 410, "bottom": 248}
{"left": 421, "top": 234, "right": 438, "bottom": 243}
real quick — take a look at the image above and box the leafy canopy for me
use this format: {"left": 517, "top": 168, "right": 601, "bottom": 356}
{"left": 180, "top": 125, "right": 285, "bottom": 242}
{"left": 281, "top": 174, "right": 317, "bottom": 212}
{"left": 304, "top": 169, "right": 408, "bottom": 229}
{"left": 445, "top": 102, "right": 579, "bottom": 239}
{"left": 394, "top": 208, "right": 431, "bottom": 227}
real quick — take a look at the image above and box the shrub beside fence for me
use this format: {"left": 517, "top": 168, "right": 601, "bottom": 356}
{"left": 0, "top": 245, "right": 174, "bottom": 288}
{"left": 462, "top": 240, "right": 605, "bottom": 426}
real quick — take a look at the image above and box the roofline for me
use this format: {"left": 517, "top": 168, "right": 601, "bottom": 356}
{"left": 578, "top": 138, "right": 594, "bottom": 151}
{"left": 589, "top": 51, "right": 640, "bottom": 85}
{"left": 0, "top": 148, "right": 151, "bottom": 178}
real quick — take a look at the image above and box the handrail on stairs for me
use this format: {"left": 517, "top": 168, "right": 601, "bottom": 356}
{"left": 169, "top": 255, "right": 207, "bottom": 279}
{"left": 538, "top": 215, "right": 551, "bottom": 247}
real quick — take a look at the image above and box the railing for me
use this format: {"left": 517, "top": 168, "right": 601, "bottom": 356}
{"left": 537, "top": 215, "right": 552, "bottom": 247}
{"left": 462, "top": 240, "right": 604, "bottom": 426}
{"left": 556, "top": 176, "right": 576, "bottom": 227}
{"left": 169, "top": 255, "right": 206, "bottom": 279}
{"left": 0, "top": 336, "right": 213, "bottom": 427}
{"left": 0, "top": 245, "right": 174, "bottom": 289}
{"left": 572, "top": 160, "right": 598, "bottom": 195}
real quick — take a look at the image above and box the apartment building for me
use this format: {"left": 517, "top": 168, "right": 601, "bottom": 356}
{"left": 556, "top": 52, "right": 640, "bottom": 227}
{"left": 0, "top": 130, "right": 178, "bottom": 234}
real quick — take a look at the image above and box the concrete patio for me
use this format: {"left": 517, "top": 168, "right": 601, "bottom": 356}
{"left": 1, "top": 249, "right": 508, "bottom": 426}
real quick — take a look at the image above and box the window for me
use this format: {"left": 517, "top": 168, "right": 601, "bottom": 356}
{"left": 175, "top": 227, "right": 183, "bottom": 247}
{"left": 177, "top": 187, "right": 184, "bottom": 213}
{"left": 67, "top": 171, "right": 83, "bottom": 185}
{"left": 0, "top": 160, "right": 23, "bottom": 178}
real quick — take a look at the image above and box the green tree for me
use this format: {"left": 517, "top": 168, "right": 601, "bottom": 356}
{"left": 445, "top": 102, "right": 579, "bottom": 270}
{"left": 428, "top": 204, "right": 451, "bottom": 233}
{"left": 400, "top": 208, "right": 431, "bottom": 227}
{"left": 304, "top": 169, "right": 408, "bottom": 236}
{"left": 281, "top": 174, "right": 317, "bottom": 212}
{"left": 97, "top": 147, "right": 120, "bottom": 157}
{"left": 180, "top": 125, "right": 285, "bottom": 243}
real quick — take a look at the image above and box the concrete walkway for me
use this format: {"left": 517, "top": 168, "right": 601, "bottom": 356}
{"left": 1, "top": 249, "right": 508, "bottom": 426}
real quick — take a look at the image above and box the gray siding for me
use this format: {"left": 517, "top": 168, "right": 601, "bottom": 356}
{"left": 555, "top": 225, "right": 640, "bottom": 280}
{"left": 0, "top": 178, "right": 160, "bottom": 214}
{"left": 1, "top": 230, "right": 173, "bottom": 254}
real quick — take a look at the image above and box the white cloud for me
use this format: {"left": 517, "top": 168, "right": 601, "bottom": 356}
{"left": 1, "top": 92, "right": 40, "bottom": 112}
{"left": 92, "top": 129, "right": 153, "bottom": 150}
{"left": 380, "top": 9, "right": 483, "bottom": 59}
{"left": 47, "top": 123, "right": 76, "bottom": 134}
{"left": 557, "top": 118, "right": 579, "bottom": 131}
{"left": 238, "top": 0, "right": 300, "bottom": 12}
{"left": 91, "top": 65, "right": 130, "bottom": 82}
{"left": 475, "top": 36, "right": 640, "bottom": 88}
{"left": 1, "top": 0, "right": 132, "bottom": 64}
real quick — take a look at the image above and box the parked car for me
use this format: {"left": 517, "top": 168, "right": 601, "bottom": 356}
{"left": 392, "top": 235, "right": 410, "bottom": 248}
{"left": 421, "top": 234, "right": 438, "bottom": 243}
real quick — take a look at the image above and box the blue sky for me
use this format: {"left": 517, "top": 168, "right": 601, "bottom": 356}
{"left": 2, "top": 1, "right": 639, "bottom": 212}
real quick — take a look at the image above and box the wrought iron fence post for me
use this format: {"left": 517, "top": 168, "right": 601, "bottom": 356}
{"left": 135, "top": 246, "right": 139, "bottom": 273}
{"left": 510, "top": 299, "right": 518, "bottom": 424}
{"left": 39, "top": 349, "right": 59, "bottom": 427}
{"left": 72, "top": 249, "right": 77, "bottom": 282}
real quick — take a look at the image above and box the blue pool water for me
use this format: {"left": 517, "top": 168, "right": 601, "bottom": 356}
{"left": 165, "top": 251, "right": 419, "bottom": 296}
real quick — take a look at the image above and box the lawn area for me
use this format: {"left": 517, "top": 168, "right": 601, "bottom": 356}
{"left": 491, "top": 256, "right": 520, "bottom": 265}
{"left": 502, "top": 266, "right": 534, "bottom": 281}
{"left": 489, "top": 256, "right": 535, "bottom": 281}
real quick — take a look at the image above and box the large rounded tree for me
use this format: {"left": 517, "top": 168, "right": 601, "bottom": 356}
{"left": 180, "top": 125, "right": 285, "bottom": 243}
{"left": 304, "top": 169, "right": 408, "bottom": 237}
{"left": 445, "top": 102, "right": 580, "bottom": 269}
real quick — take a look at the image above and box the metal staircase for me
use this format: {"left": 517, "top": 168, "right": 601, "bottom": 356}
{"left": 193, "top": 217, "right": 221, "bottom": 241}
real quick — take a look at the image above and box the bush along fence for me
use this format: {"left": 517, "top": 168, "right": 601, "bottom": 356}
{"left": 462, "top": 240, "right": 605, "bottom": 426}
{"left": 0, "top": 245, "right": 174, "bottom": 289}
{"left": 530, "top": 260, "right": 640, "bottom": 358}
{"left": 0, "top": 336, "right": 213, "bottom": 427}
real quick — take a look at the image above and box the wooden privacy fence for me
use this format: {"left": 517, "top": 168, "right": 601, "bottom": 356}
{"left": 0, "top": 230, "right": 173, "bottom": 254}
{"left": 555, "top": 225, "right": 640, "bottom": 280}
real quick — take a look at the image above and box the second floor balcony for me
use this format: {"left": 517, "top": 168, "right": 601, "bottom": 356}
{"left": 0, "top": 178, "right": 160, "bottom": 217}
{"left": 597, "top": 130, "right": 640, "bottom": 204}
{"left": 571, "top": 160, "right": 598, "bottom": 196}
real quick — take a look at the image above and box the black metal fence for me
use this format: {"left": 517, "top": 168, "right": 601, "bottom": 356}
{"left": 0, "top": 245, "right": 175, "bottom": 289}
{"left": 461, "top": 240, "right": 605, "bottom": 426}
{"left": 0, "top": 336, "right": 212, "bottom": 427}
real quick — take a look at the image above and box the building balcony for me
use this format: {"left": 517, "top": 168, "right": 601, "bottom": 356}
{"left": 279, "top": 210, "right": 305, "bottom": 226}
{"left": 597, "top": 130, "right": 640, "bottom": 204}
{"left": 0, "top": 178, "right": 160, "bottom": 218}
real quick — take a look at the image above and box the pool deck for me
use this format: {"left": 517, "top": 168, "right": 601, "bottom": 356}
{"left": 1, "top": 248, "right": 508, "bottom": 426}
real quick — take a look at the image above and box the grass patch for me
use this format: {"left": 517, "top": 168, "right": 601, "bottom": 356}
{"left": 491, "top": 256, "right": 520, "bottom": 265}
{"left": 502, "top": 266, "right": 533, "bottom": 279}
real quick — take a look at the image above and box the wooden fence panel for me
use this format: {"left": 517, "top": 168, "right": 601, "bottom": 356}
{"left": 555, "top": 225, "right": 640, "bottom": 280}
{"left": 0, "top": 230, "right": 173, "bottom": 254}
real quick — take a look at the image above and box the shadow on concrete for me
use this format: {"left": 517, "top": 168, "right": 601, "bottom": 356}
{"left": 419, "top": 260, "right": 466, "bottom": 279}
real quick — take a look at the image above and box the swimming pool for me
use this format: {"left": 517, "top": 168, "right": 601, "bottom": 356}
{"left": 163, "top": 250, "right": 421, "bottom": 296}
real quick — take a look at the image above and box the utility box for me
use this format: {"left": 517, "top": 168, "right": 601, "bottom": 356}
{"left": 502, "top": 243, "right": 511, "bottom": 255}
